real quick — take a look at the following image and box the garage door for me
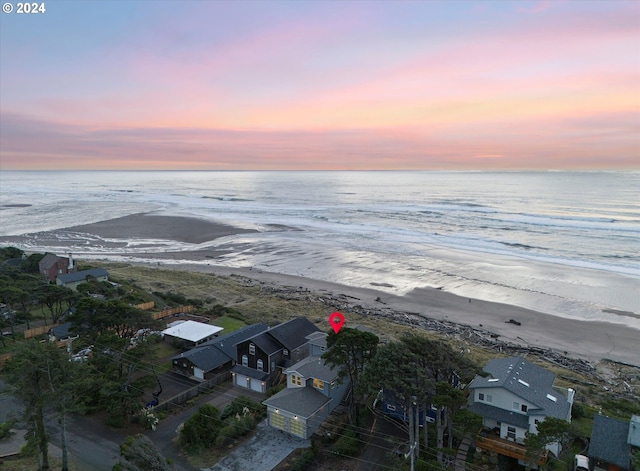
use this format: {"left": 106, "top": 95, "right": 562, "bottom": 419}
{"left": 249, "top": 377, "right": 263, "bottom": 392}
{"left": 270, "top": 412, "right": 285, "bottom": 430}
{"left": 290, "top": 418, "right": 306, "bottom": 438}
{"left": 193, "top": 368, "right": 204, "bottom": 380}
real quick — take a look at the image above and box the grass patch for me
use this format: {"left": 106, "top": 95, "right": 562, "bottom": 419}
{"left": 152, "top": 341, "right": 181, "bottom": 360}
{"left": 213, "top": 315, "right": 246, "bottom": 333}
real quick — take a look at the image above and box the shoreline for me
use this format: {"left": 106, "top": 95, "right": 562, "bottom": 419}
{"left": 2, "top": 212, "right": 638, "bottom": 367}
{"left": 118, "top": 260, "right": 639, "bottom": 368}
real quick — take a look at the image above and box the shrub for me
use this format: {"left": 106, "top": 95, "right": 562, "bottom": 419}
{"left": 572, "top": 402, "right": 586, "bottom": 420}
{"left": 334, "top": 427, "right": 360, "bottom": 457}
{"left": 179, "top": 404, "right": 221, "bottom": 451}
{"left": 291, "top": 449, "right": 315, "bottom": 471}
{"left": 220, "top": 396, "right": 265, "bottom": 421}
{"left": 0, "top": 420, "right": 15, "bottom": 440}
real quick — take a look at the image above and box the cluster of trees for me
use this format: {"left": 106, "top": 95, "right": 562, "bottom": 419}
{"left": 0, "top": 247, "right": 156, "bottom": 337}
{"left": 323, "top": 328, "right": 482, "bottom": 469}
{"left": 4, "top": 341, "right": 81, "bottom": 470}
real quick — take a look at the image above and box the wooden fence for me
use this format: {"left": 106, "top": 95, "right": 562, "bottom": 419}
{"left": 23, "top": 323, "right": 60, "bottom": 339}
{"left": 153, "top": 371, "right": 231, "bottom": 412}
{"left": 151, "top": 305, "right": 194, "bottom": 321}
{"left": 134, "top": 301, "right": 155, "bottom": 311}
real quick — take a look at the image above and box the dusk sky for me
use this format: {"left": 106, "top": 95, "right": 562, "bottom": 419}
{"left": 0, "top": 0, "right": 638, "bottom": 170}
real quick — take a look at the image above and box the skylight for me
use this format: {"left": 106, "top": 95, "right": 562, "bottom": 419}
{"left": 488, "top": 378, "right": 499, "bottom": 382}
{"left": 518, "top": 379, "right": 530, "bottom": 387}
{"left": 546, "top": 394, "right": 557, "bottom": 402}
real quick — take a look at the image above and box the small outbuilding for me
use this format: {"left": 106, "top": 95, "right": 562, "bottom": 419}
{"left": 56, "top": 267, "right": 108, "bottom": 290}
{"left": 161, "top": 320, "right": 223, "bottom": 348}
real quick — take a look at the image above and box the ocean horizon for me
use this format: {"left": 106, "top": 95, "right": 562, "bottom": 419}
{"left": 1, "top": 170, "right": 639, "bottom": 329}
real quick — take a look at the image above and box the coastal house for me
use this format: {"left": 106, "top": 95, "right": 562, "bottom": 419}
{"left": 262, "top": 331, "right": 350, "bottom": 439}
{"left": 39, "top": 253, "right": 73, "bottom": 283}
{"left": 231, "top": 317, "right": 320, "bottom": 393}
{"left": 587, "top": 414, "right": 639, "bottom": 471}
{"left": 469, "top": 356, "right": 574, "bottom": 465}
{"left": 171, "top": 323, "right": 268, "bottom": 381}
{"left": 56, "top": 267, "right": 108, "bottom": 291}
{"left": 375, "top": 388, "right": 438, "bottom": 425}
{"left": 161, "top": 320, "right": 223, "bottom": 348}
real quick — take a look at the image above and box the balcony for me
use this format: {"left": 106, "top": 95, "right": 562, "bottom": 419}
{"left": 476, "top": 433, "right": 548, "bottom": 465}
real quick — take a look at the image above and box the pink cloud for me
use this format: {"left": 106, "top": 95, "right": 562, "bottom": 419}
{"left": 1, "top": 112, "right": 637, "bottom": 171}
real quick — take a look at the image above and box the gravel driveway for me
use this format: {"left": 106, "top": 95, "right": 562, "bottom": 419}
{"left": 203, "top": 419, "right": 310, "bottom": 471}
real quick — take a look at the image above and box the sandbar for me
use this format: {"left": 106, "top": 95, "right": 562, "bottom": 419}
{"left": 59, "top": 213, "right": 257, "bottom": 244}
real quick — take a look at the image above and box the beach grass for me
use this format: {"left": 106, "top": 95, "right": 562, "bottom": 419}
{"left": 98, "top": 262, "right": 639, "bottom": 410}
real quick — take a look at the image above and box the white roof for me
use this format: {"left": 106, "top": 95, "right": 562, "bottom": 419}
{"left": 161, "top": 320, "right": 223, "bottom": 342}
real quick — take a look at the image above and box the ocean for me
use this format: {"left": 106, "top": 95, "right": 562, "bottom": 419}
{"left": 1, "top": 170, "right": 639, "bottom": 329}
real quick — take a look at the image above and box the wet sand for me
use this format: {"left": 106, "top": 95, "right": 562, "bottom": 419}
{"left": 65, "top": 213, "right": 258, "bottom": 244}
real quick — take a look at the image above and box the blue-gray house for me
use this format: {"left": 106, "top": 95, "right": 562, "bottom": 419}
{"left": 262, "top": 331, "right": 350, "bottom": 439}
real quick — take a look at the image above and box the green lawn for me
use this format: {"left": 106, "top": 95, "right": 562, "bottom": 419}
{"left": 213, "top": 316, "right": 246, "bottom": 333}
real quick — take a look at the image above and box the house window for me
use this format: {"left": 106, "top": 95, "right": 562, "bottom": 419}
{"left": 313, "top": 378, "right": 324, "bottom": 390}
{"left": 330, "top": 380, "right": 335, "bottom": 389}
{"left": 257, "top": 359, "right": 263, "bottom": 371}
{"left": 283, "top": 349, "right": 289, "bottom": 356}
{"left": 249, "top": 343, "right": 255, "bottom": 355}
{"left": 242, "top": 355, "right": 248, "bottom": 367}
{"left": 387, "top": 405, "right": 397, "bottom": 411}
{"left": 290, "top": 374, "right": 302, "bottom": 386}
{"left": 507, "top": 426, "right": 516, "bottom": 441}
{"left": 479, "top": 392, "right": 491, "bottom": 403}
{"left": 513, "top": 402, "right": 519, "bottom": 411}
{"left": 521, "top": 404, "right": 528, "bottom": 413}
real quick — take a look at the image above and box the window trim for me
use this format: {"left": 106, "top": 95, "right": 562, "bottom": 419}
{"left": 241, "top": 354, "right": 248, "bottom": 367}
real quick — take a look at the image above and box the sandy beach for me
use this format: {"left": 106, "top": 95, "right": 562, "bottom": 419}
{"left": 4, "top": 212, "right": 639, "bottom": 367}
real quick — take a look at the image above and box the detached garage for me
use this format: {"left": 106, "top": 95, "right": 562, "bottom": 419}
{"left": 162, "top": 320, "right": 223, "bottom": 348}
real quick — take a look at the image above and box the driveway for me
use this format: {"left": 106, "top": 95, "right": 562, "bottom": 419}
{"left": 204, "top": 419, "right": 310, "bottom": 471}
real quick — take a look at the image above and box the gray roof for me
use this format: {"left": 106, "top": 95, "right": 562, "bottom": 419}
{"left": 469, "top": 402, "right": 530, "bottom": 429}
{"left": 39, "top": 253, "right": 65, "bottom": 270}
{"left": 174, "top": 345, "right": 232, "bottom": 372}
{"left": 468, "top": 356, "right": 570, "bottom": 420}
{"left": 287, "top": 355, "right": 339, "bottom": 383}
{"left": 50, "top": 322, "right": 73, "bottom": 340}
{"left": 231, "top": 364, "right": 269, "bottom": 381}
{"left": 306, "top": 331, "right": 327, "bottom": 349}
{"left": 57, "top": 268, "right": 108, "bottom": 284}
{"left": 588, "top": 414, "right": 631, "bottom": 470}
{"left": 174, "top": 323, "right": 269, "bottom": 372}
{"left": 204, "top": 323, "right": 268, "bottom": 358}
{"left": 267, "top": 317, "right": 320, "bottom": 351}
{"left": 251, "top": 331, "right": 283, "bottom": 355}
{"left": 263, "top": 386, "right": 331, "bottom": 419}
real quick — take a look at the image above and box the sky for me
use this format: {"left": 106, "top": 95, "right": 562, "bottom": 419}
{"left": 0, "top": 0, "right": 638, "bottom": 170}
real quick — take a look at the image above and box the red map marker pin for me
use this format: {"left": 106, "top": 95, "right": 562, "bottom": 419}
{"left": 328, "top": 312, "right": 345, "bottom": 334}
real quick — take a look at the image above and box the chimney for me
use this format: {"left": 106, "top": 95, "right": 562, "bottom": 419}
{"left": 68, "top": 253, "right": 74, "bottom": 271}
